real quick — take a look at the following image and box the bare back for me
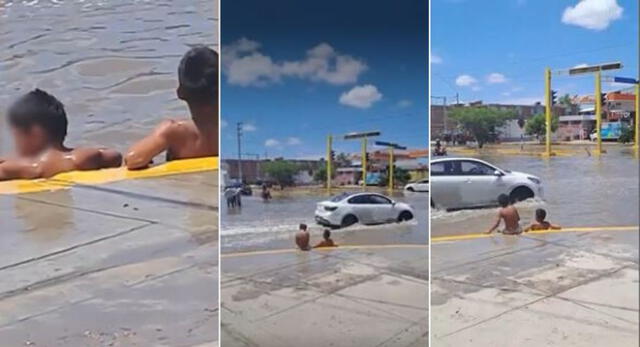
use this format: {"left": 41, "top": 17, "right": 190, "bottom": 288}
{"left": 499, "top": 206, "right": 521, "bottom": 233}
{"left": 295, "top": 231, "right": 310, "bottom": 251}
{"left": 165, "top": 120, "right": 218, "bottom": 161}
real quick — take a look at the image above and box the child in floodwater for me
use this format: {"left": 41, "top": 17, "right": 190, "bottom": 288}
{"left": 485, "top": 194, "right": 522, "bottom": 235}
{"left": 295, "top": 223, "right": 311, "bottom": 251}
{"left": 313, "top": 229, "right": 338, "bottom": 248}
{"left": 524, "top": 208, "right": 561, "bottom": 232}
{"left": 0, "top": 89, "right": 122, "bottom": 181}
{"left": 125, "top": 45, "right": 219, "bottom": 169}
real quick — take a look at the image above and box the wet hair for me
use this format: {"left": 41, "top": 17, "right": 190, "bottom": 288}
{"left": 299, "top": 223, "right": 307, "bottom": 231}
{"left": 323, "top": 229, "right": 331, "bottom": 239}
{"left": 535, "top": 208, "right": 546, "bottom": 221}
{"left": 8, "top": 89, "right": 68, "bottom": 143}
{"left": 497, "top": 194, "right": 510, "bottom": 207}
{"left": 178, "top": 45, "right": 218, "bottom": 104}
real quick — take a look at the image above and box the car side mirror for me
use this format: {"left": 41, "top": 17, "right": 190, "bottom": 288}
{"left": 494, "top": 170, "right": 503, "bottom": 177}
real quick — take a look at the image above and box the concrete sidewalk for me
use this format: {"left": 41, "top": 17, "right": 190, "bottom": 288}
{"left": 431, "top": 228, "right": 639, "bottom": 347}
{"left": 221, "top": 246, "right": 428, "bottom": 347}
{"left": 0, "top": 171, "right": 219, "bottom": 346}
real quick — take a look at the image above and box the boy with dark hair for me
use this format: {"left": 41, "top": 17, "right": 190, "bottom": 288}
{"left": 485, "top": 193, "right": 522, "bottom": 234}
{"left": 313, "top": 229, "right": 337, "bottom": 248}
{"left": 524, "top": 208, "right": 561, "bottom": 231}
{"left": 0, "top": 89, "right": 122, "bottom": 181}
{"left": 125, "top": 45, "right": 219, "bottom": 169}
{"left": 295, "top": 223, "right": 310, "bottom": 251}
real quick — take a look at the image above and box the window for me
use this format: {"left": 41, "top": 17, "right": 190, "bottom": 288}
{"left": 459, "top": 160, "right": 494, "bottom": 175}
{"left": 348, "top": 195, "right": 372, "bottom": 204}
{"left": 369, "top": 195, "right": 392, "bottom": 204}
{"left": 431, "top": 162, "right": 452, "bottom": 176}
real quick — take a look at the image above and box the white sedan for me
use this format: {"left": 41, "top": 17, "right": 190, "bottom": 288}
{"left": 315, "top": 192, "right": 415, "bottom": 228}
{"left": 405, "top": 178, "right": 428, "bottom": 192}
{"left": 430, "top": 157, "right": 543, "bottom": 210}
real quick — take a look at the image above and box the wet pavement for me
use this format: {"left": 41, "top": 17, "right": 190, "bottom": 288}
{"left": 221, "top": 190, "right": 429, "bottom": 253}
{"left": 221, "top": 245, "right": 428, "bottom": 347}
{"left": 432, "top": 146, "right": 639, "bottom": 236}
{"left": 1, "top": 0, "right": 217, "bottom": 154}
{"left": 431, "top": 228, "right": 639, "bottom": 347}
{"left": 0, "top": 171, "right": 219, "bottom": 346}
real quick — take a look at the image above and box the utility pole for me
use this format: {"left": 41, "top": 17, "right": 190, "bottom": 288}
{"left": 361, "top": 137, "right": 367, "bottom": 191}
{"left": 388, "top": 147, "right": 394, "bottom": 194}
{"left": 374, "top": 141, "right": 406, "bottom": 195}
{"left": 595, "top": 71, "right": 603, "bottom": 154}
{"left": 236, "top": 122, "right": 243, "bottom": 183}
{"left": 544, "top": 67, "right": 552, "bottom": 156}
{"left": 326, "top": 135, "right": 332, "bottom": 194}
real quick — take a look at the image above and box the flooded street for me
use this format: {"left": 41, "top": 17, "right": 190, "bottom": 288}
{"left": 1, "top": 0, "right": 217, "bottom": 155}
{"left": 432, "top": 147, "right": 639, "bottom": 237}
{"left": 221, "top": 190, "right": 429, "bottom": 252}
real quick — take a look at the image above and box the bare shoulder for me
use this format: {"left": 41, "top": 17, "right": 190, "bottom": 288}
{"left": 71, "top": 147, "right": 122, "bottom": 170}
{"left": 155, "top": 118, "right": 196, "bottom": 138}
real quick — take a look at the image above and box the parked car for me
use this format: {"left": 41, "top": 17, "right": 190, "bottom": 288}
{"left": 404, "top": 178, "right": 428, "bottom": 192}
{"left": 315, "top": 192, "right": 414, "bottom": 228}
{"left": 430, "top": 157, "right": 543, "bottom": 210}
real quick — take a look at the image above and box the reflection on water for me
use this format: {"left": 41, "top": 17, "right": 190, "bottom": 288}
{"left": 432, "top": 148, "right": 640, "bottom": 236}
{"left": 1, "top": 0, "right": 217, "bottom": 155}
{"left": 221, "top": 191, "right": 429, "bottom": 252}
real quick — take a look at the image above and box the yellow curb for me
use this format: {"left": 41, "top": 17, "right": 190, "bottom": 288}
{"left": 431, "top": 225, "right": 639, "bottom": 243}
{"left": 0, "top": 156, "right": 218, "bottom": 195}
{"left": 221, "top": 243, "right": 427, "bottom": 258}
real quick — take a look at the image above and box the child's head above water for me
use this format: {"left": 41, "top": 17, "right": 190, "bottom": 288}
{"left": 535, "top": 208, "right": 547, "bottom": 222}
{"left": 323, "top": 229, "right": 331, "bottom": 240}
{"left": 497, "top": 194, "right": 510, "bottom": 208}
{"left": 177, "top": 45, "right": 218, "bottom": 107}
{"left": 8, "top": 89, "right": 67, "bottom": 156}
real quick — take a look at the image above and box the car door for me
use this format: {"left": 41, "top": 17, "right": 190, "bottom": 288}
{"left": 368, "top": 194, "right": 396, "bottom": 222}
{"left": 347, "top": 195, "right": 376, "bottom": 224}
{"left": 416, "top": 179, "right": 429, "bottom": 192}
{"left": 457, "top": 160, "right": 503, "bottom": 206}
{"left": 430, "top": 161, "right": 461, "bottom": 209}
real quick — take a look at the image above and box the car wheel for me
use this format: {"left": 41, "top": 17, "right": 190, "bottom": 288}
{"left": 398, "top": 211, "right": 414, "bottom": 222}
{"left": 341, "top": 214, "right": 358, "bottom": 228}
{"left": 407, "top": 187, "right": 415, "bottom": 192}
{"left": 510, "top": 186, "right": 534, "bottom": 202}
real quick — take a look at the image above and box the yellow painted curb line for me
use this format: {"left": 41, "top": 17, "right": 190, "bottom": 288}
{"left": 431, "top": 225, "right": 639, "bottom": 243}
{"left": 0, "top": 156, "right": 218, "bottom": 195}
{"left": 221, "top": 243, "right": 427, "bottom": 258}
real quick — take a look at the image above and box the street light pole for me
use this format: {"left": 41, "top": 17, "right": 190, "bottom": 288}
{"left": 544, "top": 67, "right": 552, "bottom": 156}
{"left": 361, "top": 137, "right": 367, "bottom": 191}
{"left": 326, "top": 135, "right": 332, "bottom": 194}
{"left": 595, "top": 70, "right": 603, "bottom": 154}
{"left": 236, "top": 122, "right": 243, "bottom": 183}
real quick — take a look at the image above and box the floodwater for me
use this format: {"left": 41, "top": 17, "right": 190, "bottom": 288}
{"left": 1, "top": 0, "right": 217, "bottom": 155}
{"left": 221, "top": 190, "right": 429, "bottom": 252}
{"left": 432, "top": 147, "right": 640, "bottom": 236}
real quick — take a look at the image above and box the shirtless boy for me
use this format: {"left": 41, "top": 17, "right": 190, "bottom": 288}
{"left": 313, "top": 229, "right": 337, "bottom": 248}
{"left": 295, "top": 224, "right": 311, "bottom": 251}
{"left": 0, "top": 89, "right": 122, "bottom": 181}
{"left": 524, "top": 208, "right": 561, "bottom": 232}
{"left": 125, "top": 46, "right": 219, "bottom": 169}
{"left": 485, "top": 194, "right": 522, "bottom": 234}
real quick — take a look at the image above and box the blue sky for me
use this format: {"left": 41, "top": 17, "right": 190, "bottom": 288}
{"left": 432, "top": 0, "right": 638, "bottom": 105}
{"left": 221, "top": 0, "right": 427, "bottom": 160}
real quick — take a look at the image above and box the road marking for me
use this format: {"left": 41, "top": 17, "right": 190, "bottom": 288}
{"left": 432, "top": 225, "right": 639, "bottom": 243}
{"left": 0, "top": 157, "right": 218, "bottom": 195}
{"left": 221, "top": 244, "right": 427, "bottom": 258}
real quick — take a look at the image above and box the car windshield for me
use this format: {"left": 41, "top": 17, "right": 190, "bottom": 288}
{"left": 330, "top": 192, "right": 351, "bottom": 202}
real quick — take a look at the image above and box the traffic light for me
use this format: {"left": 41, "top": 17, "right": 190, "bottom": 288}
{"left": 551, "top": 90, "right": 557, "bottom": 105}
{"left": 365, "top": 152, "right": 370, "bottom": 162}
{"left": 600, "top": 93, "right": 607, "bottom": 106}
{"left": 330, "top": 150, "right": 335, "bottom": 161}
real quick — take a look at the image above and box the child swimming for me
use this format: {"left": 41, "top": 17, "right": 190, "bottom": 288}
{"left": 485, "top": 194, "right": 522, "bottom": 235}
{"left": 524, "top": 208, "right": 561, "bottom": 232}
{"left": 0, "top": 89, "right": 122, "bottom": 181}
{"left": 125, "top": 46, "right": 219, "bottom": 169}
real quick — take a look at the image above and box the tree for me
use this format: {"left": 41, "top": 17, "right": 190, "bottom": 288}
{"left": 619, "top": 125, "right": 634, "bottom": 144}
{"left": 335, "top": 152, "right": 352, "bottom": 167}
{"left": 379, "top": 167, "right": 412, "bottom": 188}
{"left": 525, "top": 113, "right": 558, "bottom": 140}
{"left": 448, "top": 107, "right": 514, "bottom": 148}
{"left": 263, "top": 161, "right": 299, "bottom": 188}
{"left": 314, "top": 165, "right": 336, "bottom": 184}
{"left": 559, "top": 94, "right": 574, "bottom": 109}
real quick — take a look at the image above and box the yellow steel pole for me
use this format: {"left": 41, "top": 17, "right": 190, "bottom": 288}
{"left": 635, "top": 83, "right": 639, "bottom": 154}
{"left": 544, "top": 67, "right": 552, "bottom": 156}
{"left": 326, "top": 135, "right": 332, "bottom": 194}
{"left": 361, "top": 137, "right": 367, "bottom": 191}
{"left": 388, "top": 148, "right": 394, "bottom": 194}
{"left": 595, "top": 70, "right": 602, "bottom": 154}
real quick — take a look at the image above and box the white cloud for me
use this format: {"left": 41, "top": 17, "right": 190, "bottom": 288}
{"left": 455, "top": 74, "right": 478, "bottom": 87}
{"left": 287, "top": 137, "right": 302, "bottom": 145}
{"left": 222, "top": 39, "right": 368, "bottom": 87}
{"left": 339, "top": 84, "right": 383, "bottom": 109}
{"left": 562, "top": 0, "right": 623, "bottom": 31}
{"left": 486, "top": 73, "right": 507, "bottom": 84}
{"left": 431, "top": 53, "right": 442, "bottom": 64}
{"left": 265, "top": 138, "right": 280, "bottom": 147}
{"left": 397, "top": 99, "right": 413, "bottom": 108}
{"left": 242, "top": 123, "right": 257, "bottom": 132}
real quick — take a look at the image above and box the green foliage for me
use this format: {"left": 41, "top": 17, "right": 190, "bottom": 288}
{"left": 559, "top": 94, "right": 574, "bottom": 108}
{"left": 379, "top": 167, "right": 412, "bottom": 187}
{"left": 525, "top": 113, "right": 558, "bottom": 139}
{"left": 263, "top": 160, "right": 299, "bottom": 188}
{"left": 314, "top": 165, "right": 336, "bottom": 184}
{"left": 448, "top": 107, "right": 514, "bottom": 148}
{"left": 618, "top": 125, "right": 634, "bottom": 144}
